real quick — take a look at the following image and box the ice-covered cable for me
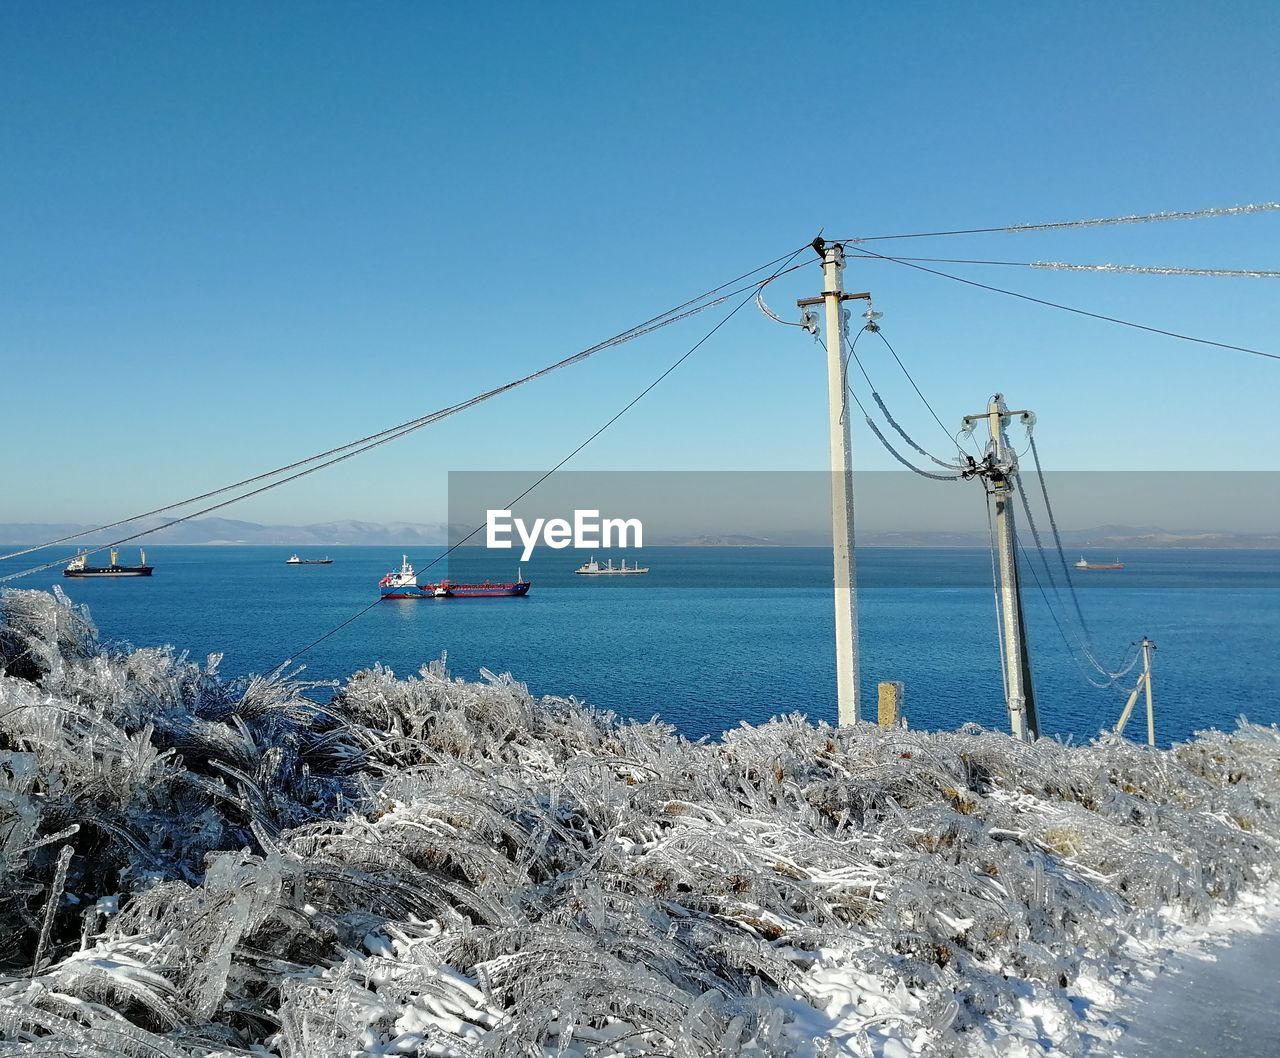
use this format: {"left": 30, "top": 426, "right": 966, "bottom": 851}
{"left": 1030, "top": 261, "right": 1280, "bottom": 278}
{"left": 985, "top": 493, "right": 1010, "bottom": 706}
{"left": 1005, "top": 202, "right": 1280, "bottom": 234}
{"left": 278, "top": 246, "right": 812, "bottom": 665}
{"left": 1015, "top": 535, "right": 1126, "bottom": 691}
{"left": 839, "top": 329, "right": 964, "bottom": 477}
{"left": 860, "top": 417, "right": 962, "bottom": 481}
{"left": 754, "top": 278, "right": 805, "bottom": 327}
{"left": 841, "top": 201, "right": 1280, "bottom": 242}
{"left": 871, "top": 393, "right": 967, "bottom": 472}
{"left": 1014, "top": 468, "right": 1141, "bottom": 686}
{"left": 855, "top": 256, "right": 1280, "bottom": 279}
{"left": 0, "top": 246, "right": 812, "bottom": 567}
{"left": 1, "top": 257, "right": 812, "bottom": 585}
{"left": 843, "top": 244, "right": 1280, "bottom": 363}
{"left": 873, "top": 329, "right": 977, "bottom": 456}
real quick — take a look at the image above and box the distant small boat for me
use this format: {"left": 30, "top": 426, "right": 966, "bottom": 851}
{"left": 286, "top": 554, "right": 333, "bottom": 564}
{"left": 64, "top": 549, "right": 153, "bottom": 578}
{"left": 575, "top": 556, "right": 649, "bottom": 575}
{"left": 1075, "top": 556, "right": 1124, "bottom": 571}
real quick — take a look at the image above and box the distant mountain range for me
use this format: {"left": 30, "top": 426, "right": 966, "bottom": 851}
{"left": 0, "top": 518, "right": 449, "bottom": 547}
{"left": 668, "top": 524, "right": 1280, "bottom": 548}
{"left": 855, "top": 526, "right": 1280, "bottom": 549}
{"left": 1, "top": 519, "right": 1275, "bottom": 549}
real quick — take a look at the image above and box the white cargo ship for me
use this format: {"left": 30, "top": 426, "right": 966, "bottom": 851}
{"left": 574, "top": 557, "right": 649, "bottom": 575}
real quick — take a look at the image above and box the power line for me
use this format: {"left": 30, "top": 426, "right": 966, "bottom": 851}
{"left": 859, "top": 410, "right": 964, "bottom": 482}
{"left": 1015, "top": 481, "right": 1112, "bottom": 688}
{"left": 839, "top": 201, "right": 1280, "bottom": 243}
{"left": 984, "top": 492, "right": 1009, "bottom": 707}
{"left": 278, "top": 247, "right": 812, "bottom": 666}
{"left": 1, "top": 254, "right": 813, "bottom": 585}
{"left": 1015, "top": 530, "right": 1141, "bottom": 691}
{"left": 1014, "top": 534, "right": 1110, "bottom": 690}
{"left": 855, "top": 256, "right": 1280, "bottom": 279}
{"left": 871, "top": 327, "right": 976, "bottom": 455}
{"left": 1032, "top": 262, "right": 1280, "bottom": 278}
{"left": 840, "top": 330, "right": 965, "bottom": 481}
{"left": 842, "top": 324, "right": 967, "bottom": 467}
{"left": 1007, "top": 431, "right": 1144, "bottom": 687}
{"left": 0, "top": 247, "right": 812, "bottom": 568}
{"left": 843, "top": 244, "right": 1280, "bottom": 363}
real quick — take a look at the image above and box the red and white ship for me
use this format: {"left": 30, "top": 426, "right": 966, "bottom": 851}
{"left": 379, "top": 555, "right": 530, "bottom": 599}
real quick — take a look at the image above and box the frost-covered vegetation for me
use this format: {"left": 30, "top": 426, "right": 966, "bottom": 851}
{"left": 1, "top": 588, "right": 1278, "bottom": 1057}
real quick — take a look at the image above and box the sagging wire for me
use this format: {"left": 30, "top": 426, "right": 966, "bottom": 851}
{"left": 1021, "top": 538, "right": 1143, "bottom": 690}
{"left": 1004, "top": 420, "right": 1144, "bottom": 687}
{"left": 755, "top": 277, "right": 806, "bottom": 327}
{"left": 1014, "top": 534, "right": 1132, "bottom": 691}
{"left": 863, "top": 417, "right": 966, "bottom": 482}
{"left": 772, "top": 272, "right": 975, "bottom": 467}
{"left": 1025, "top": 433, "right": 1144, "bottom": 685}
{"left": 1, "top": 252, "right": 814, "bottom": 586}
{"left": 1032, "top": 261, "right": 1280, "bottom": 278}
{"left": 841, "top": 319, "right": 970, "bottom": 480}
{"left": 1016, "top": 484, "right": 1140, "bottom": 688}
{"left": 842, "top": 325, "right": 874, "bottom": 410}
{"left": 985, "top": 492, "right": 1010, "bottom": 708}
{"left": 843, "top": 243, "right": 1280, "bottom": 364}
{"left": 871, "top": 392, "right": 969, "bottom": 472}
{"left": 871, "top": 328, "right": 980, "bottom": 458}
{"left": 278, "top": 245, "right": 814, "bottom": 666}
{"left": 848, "top": 256, "right": 1280, "bottom": 279}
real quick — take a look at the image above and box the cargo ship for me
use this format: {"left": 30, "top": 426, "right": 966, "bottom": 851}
{"left": 1075, "top": 556, "right": 1125, "bottom": 571}
{"left": 286, "top": 554, "right": 333, "bottom": 564}
{"left": 64, "top": 549, "right": 153, "bottom": 578}
{"left": 575, "top": 556, "right": 649, "bottom": 575}
{"left": 379, "top": 555, "right": 530, "bottom": 599}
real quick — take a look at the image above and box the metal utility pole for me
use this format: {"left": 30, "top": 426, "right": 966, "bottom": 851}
{"left": 798, "top": 239, "right": 871, "bottom": 726}
{"left": 963, "top": 394, "right": 1040, "bottom": 741}
{"left": 1115, "top": 637, "right": 1157, "bottom": 746}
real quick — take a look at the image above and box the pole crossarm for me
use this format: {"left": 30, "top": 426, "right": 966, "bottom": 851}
{"left": 797, "top": 291, "right": 872, "bottom": 307}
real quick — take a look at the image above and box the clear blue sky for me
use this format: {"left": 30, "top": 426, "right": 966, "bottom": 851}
{"left": 3, "top": 2, "right": 1278, "bottom": 526}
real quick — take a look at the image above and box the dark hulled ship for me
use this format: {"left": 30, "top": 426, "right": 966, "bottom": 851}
{"left": 64, "top": 549, "right": 153, "bottom": 578}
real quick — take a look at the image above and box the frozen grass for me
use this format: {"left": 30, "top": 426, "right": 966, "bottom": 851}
{"left": 0, "top": 587, "right": 1277, "bottom": 1056}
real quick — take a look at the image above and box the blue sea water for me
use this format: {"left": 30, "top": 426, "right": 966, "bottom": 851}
{"left": 5, "top": 546, "right": 1277, "bottom": 746}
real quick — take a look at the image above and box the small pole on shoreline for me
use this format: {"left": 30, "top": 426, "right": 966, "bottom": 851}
{"left": 878, "top": 681, "right": 906, "bottom": 728}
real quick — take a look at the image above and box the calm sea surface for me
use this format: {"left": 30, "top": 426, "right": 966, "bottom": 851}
{"left": 5, "top": 546, "right": 1277, "bottom": 746}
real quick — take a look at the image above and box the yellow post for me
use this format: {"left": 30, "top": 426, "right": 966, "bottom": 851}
{"left": 878, "top": 681, "right": 905, "bottom": 728}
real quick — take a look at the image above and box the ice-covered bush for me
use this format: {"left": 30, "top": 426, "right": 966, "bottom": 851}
{"left": 0, "top": 587, "right": 1277, "bottom": 1056}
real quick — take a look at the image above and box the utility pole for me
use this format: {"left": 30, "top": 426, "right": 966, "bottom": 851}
{"left": 798, "top": 239, "right": 871, "bottom": 726}
{"left": 1115, "top": 637, "right": 1157, "bottom": 746}
{"left": 963, "top": 394, "right": 1040, "bottom": 741}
